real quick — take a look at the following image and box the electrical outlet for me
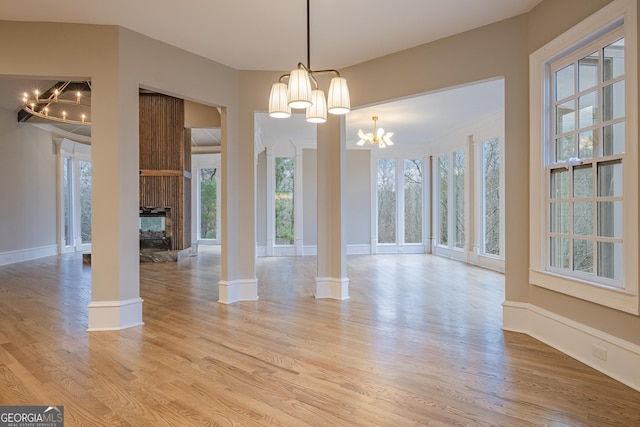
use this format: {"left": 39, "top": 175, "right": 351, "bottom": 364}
{"left": 592, "top": 344, "right": 608, "bottom": 361}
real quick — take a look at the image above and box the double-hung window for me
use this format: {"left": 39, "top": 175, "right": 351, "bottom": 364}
{"left": 549, "top": 32, "right": 624, "bottom": 285}
{"left": 530, "top": 0, "right": 638, "bottom": 313}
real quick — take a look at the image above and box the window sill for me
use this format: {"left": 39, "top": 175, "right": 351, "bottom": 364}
{"left": 530, "top": 269, "right": 639, "bottom": 314}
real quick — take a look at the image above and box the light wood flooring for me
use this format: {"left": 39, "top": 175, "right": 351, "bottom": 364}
{"left": 1, "top": 247, "right": 639, "bottom": 426}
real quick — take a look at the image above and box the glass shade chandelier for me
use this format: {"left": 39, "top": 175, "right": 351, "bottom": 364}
{"left": 21, "top": 81, "right": 91, "bottom": 126}
{"left": 268, "top": 0, "right": 350, "bottom": 123}
{"left": 357, "top": 116, "right": 394, "bottom": 148}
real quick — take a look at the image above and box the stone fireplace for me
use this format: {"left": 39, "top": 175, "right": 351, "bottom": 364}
{"left": 138, "top": 93, "right": 192, "bottom": 262}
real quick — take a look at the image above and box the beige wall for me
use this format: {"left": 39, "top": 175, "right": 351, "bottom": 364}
{"left": 527, "top": 0, "right": 615, "bottom": 51}
{"left": 256, "top": 150, "right": 267, "bottom": 246}
{"left": 0, "top": 108, "right": 57, "bottom": 253}
{"left": 346, "top": 150, "right": 371, "bottom": 246}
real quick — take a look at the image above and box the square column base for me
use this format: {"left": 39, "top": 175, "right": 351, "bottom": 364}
{"left": 87, "top": 297, "right": 144, "bottom": 331}
{"left": 218, "top": 279, "right": 259, "bottom": 304}
{"left": 315, "top": 277, "right": 349, "bottom": 300}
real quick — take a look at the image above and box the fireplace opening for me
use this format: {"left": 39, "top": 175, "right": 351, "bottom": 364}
{"left": 139, "top": 207, "right": 172, "bottom": 251}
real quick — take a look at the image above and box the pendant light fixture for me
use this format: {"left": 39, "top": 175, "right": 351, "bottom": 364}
{"left": 357, "top": 116, "right": 394, "bottom": 148}
{"left": 268, "top": 0, "right": 350, "bottom": 123}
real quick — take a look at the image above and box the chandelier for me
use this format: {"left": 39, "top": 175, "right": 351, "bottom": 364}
{"left": 357, "top": 116, "right": 394, "bottom": 148}
{"left": 21, "top": 81, "right": 91, "bottom": 126}
{"left": 268, "top": 0, "right": 350, "bottom": 123}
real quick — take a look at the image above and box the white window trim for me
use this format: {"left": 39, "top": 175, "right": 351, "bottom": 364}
{"left": 474, "top": 136, "right": 505, "bottom": 271}
{"left": 57, "top": 138, "right": 91, "bottom": 254}
{"left": 372, "top": 157, "right": 399, "bottom": 251}
{"left": 432, "top": 150, "right": 467, "bottom": 262}
{"left": 192, "top": 154, "right": 221, "bottom": 246}
{"left": 433, "top": 153, "right": 449, "bottom": 251}
{"left": 529, "top": 0, "right": 638, "bottom": 314}
{"left": 266, "top": 146, "right": 299, "bottom": 257}
{"left": 370, "top": 155, "right": 428, "bottom": 254}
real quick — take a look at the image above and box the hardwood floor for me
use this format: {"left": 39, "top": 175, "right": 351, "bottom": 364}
{"left": 1, "top": 248, "right": 639, "bottom": 426}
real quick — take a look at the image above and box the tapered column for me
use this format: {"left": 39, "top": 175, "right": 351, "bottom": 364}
{"left": 315, "top": 114, "right": 349, "bottom": 299}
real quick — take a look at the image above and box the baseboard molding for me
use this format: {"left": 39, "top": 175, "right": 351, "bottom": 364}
{"left": 375, "top": 244, "right": 426, "bottom": 254}
{"left": 87, "top": 297, "right": 144, "bottom": 331}
{"left": 347, "top": 244, "right": 372, "bottom": 255}
{"left": 476, "top": 255, "right": 505, "bottom": 273}
{"left": 218, "top": 279, "right": 259, "bottom": 304}
{"left": 315, "top": 276, "right": 349, "bottom": 300}
{"left": 503, "top": 301, "right": 640, "bottom": 392}
{"left": 302, "top": 245, "right": 317, "bottom": 256}
{"left": 259, "top": 244, "right": 422, "bottom": 257}
{"left": 0, "top": 245, "right": 58, "bottom": 266}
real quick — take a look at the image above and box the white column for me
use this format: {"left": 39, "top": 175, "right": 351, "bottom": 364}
{"left": 315, "top": 115, "right": 349, "bottom": 300}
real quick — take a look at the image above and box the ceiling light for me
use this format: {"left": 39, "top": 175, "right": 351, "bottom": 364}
{"left": 20, "top": 81, "right": 91, "bottom": 126}
{"left": 268, "top": 0, "right": 350, "bottom": 123}
{"left": 357, "top": 116, "right": 394, "bottom": 148}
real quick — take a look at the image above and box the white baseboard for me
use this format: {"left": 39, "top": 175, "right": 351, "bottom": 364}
{"left": 218, "top": 279, "right": 259, "bottom": 304}
{"left": 347, "top": 244, "right": 372, "bottom": 255}
{"left": 503, "top": 301, "right": 640, "bottom": 392}
{"left": 375, "top": 244, "right": 426, "bottom": 254}
{"left": 0, "top": 245, "right": 58, "bottom": 266}
{"left": 87, "top": 297, "right": 144, "bottom": 331}
{"left": 315, "top": 276, "right": 349, "bottom": 300}
{"left": 477, "top": 255, "right": 505, "bottom": 273}
{"left": 259, "top": 244, "right": 420, "bottom": 257}
{"left": 303, "top": 245, "right": 317, "bottom": 256}
{"left": 272, "top": 246, "right": 296, "bottom": 256}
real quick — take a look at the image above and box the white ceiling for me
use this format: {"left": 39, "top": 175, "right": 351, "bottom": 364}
{"left": 1, "top": 1, "right": 534, "bottom": 147}
{"left": 258, "top": 78, "right": 505, "bottom": 150}
{"left": 1, "top": 0, "right": 541, "bottom": 71}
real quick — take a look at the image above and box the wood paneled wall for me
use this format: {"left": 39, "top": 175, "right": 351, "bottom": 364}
{"left": 139, "top": 94, "right": 191, "bottom": 251}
